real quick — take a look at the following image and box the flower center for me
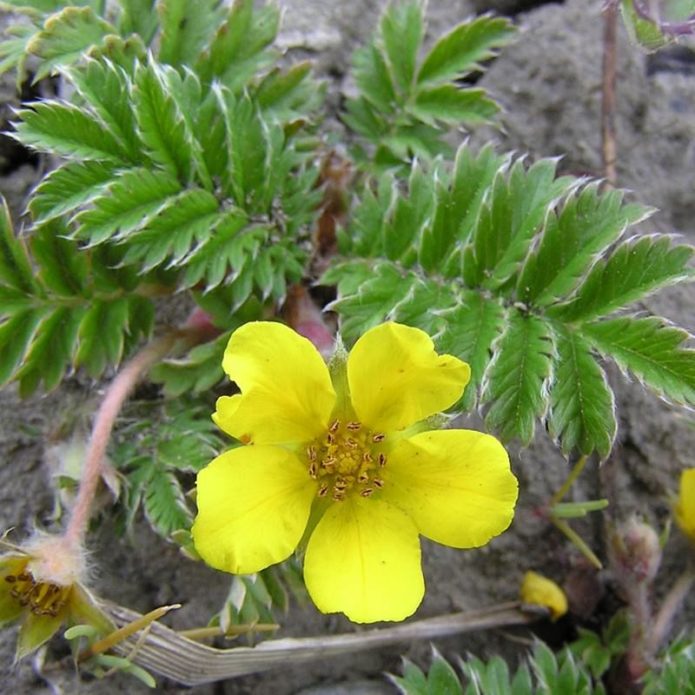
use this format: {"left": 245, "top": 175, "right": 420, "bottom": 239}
{"left": 5, "top": 570, "right": 71, "bottom": 617}
{"left": 306, "top": 419, "right": 387, "bottom": 502}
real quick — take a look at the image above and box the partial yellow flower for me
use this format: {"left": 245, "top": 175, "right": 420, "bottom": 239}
{"left": 520, "top": 571, "right": 568, "bottom": 621}
{"left": 674, "top": 468, "right": 695, "bottom": 543}
{"left": 192, "top": 321, "right": 518, "bottom": 623}
{"left": 0, "top": 535, "right": 113, "bottom": 659}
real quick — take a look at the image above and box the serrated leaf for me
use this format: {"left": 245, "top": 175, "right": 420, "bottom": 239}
{"left": 0, "top": 309, "right": 45, "bottom": 385}
{"left": 465, "top": 158, "right": 574, "bottom": 290}
{"left": 547, "top": 325, "right": 616, "bottom": 458}
{"left": 417, "top": 15, "right": 514, "bottom": 85}
{"left": 483, "top": 310, "right": 554, "bottom": 443}
{"left": 118, "top": 0, "right": 158, "bottom": 45}
{"left": 428, "top": 649, "right": 463, "bottom": 694}
{"left": 133, "top": 60, "right": 197, "bottom": 180}
{"left": 157, "top": 0, "right": 225, "bottom": 67}
{"left": 419, "top": 144, "right": 506, "bottom": 273}
{"left": 29, "top": 160, "right": 115, "bottom": 223}
{"left": 0, "top": 198, "right": 36, "bottom": 294}
{"left": 26, "top": 6, "right": 115, "bottom": 81}
{"left": 17, "top": 305, "right": 87, "bottom": 394}
{"left": 180, "top": 212, "right": 252, "bottom": 290}
{"left": 438, "top": 292, "right": 506, "bottom": 411}
{"left": 389, "top": 278, "right": 454, "bottom": 336}
{"left": 198, "top": 0, "right": 279, "bottom": 91}
{"left": 68, "top": 58, "right": 140, "bottom": 162}
{"left": 410, "top": 85, "right": 498, "bottom": 126}
{"left": 582, "top": 316, "right": 695, "bottom": 406}
{"left": 380, "top": 1, "right": 423, "bottom": 95}
{"left": 550, "top": 235, "right": 694, "bottom": 322}
{"left": 13, "top": 100, "right": 130, "bottom": 161}
{"left": 30, "top": 222, "right": 88, "bottom": 297}
{"left": 144, "top": 468, "right": 192, "bottom": 536}
{"left": 74, "top": 167, "right": 181, "bottom": 245}
{"left": 0, "top": 24, "right": 37, "bottom": 85}
{"left": 328, "top": 262, "right": 420, "bottom": 341}
{"left": 75, "top": 297, "right": 132, "bottom": 377}
{"left": 351, "top": 43, "right": 397, "bottom": 113}
{"left": 255, "top": 61, "right": 315, "bottom": 113}
{"left": 518, "top": 185, "right": 652, "bottom": 307}
{"left": 120, "top": 188, "right": 221, "bottom": 270}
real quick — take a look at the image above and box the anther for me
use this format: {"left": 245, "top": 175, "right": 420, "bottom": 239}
{"left": 326, "top": 433, "right": 335, "bottom": 445}
{"left": 378, "top": 453, "right": 387, "bottom": 467}
{"left": 346, "top": 422, "right": 361, "bottom": 431}
{"left": 4, "top": 575, "right": 16, "bottom": 583}
{"left": 372, "top": 433, "right": 385, "bottom": 443}
{"left": 308, "top": 462, "right": 318, "bottom": 479}
{"left": 307, "top": 445, "right": 317, "bottom": 461}
{"left": 318, "top": 483, "right": 329, "bottom": 497}
{"left": 17, "top": 573, "right": 31, "bottom": 582}
{"left": 357, "top": 471, "right": 369, "bottom": 484}
{"left": 373, "top": 478, "right": 384, "bottom": 488}
{"left": 360, "top": 488, "right": 374, "bottom": 497}
{"left": 362, "top": 452, "right": 373, "bottom": 463}
{"left": 345, "top": 438, "right": 358, "bottom": 449}
{"left": 329, "top": 420, "right": 340, "bottom": 433}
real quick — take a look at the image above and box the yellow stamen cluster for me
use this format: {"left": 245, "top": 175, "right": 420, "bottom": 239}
{"left": 307, "top": 420, "right": 387, "bottom": 502}
{"left": 5, "top": 570, "right": 71, "bottom": 617}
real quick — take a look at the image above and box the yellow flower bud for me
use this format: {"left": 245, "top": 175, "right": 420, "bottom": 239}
{"left": 520, "top": 570, "right": 568, "bottom": 621}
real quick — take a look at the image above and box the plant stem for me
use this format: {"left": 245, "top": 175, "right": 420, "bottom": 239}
{"left": 601, "top": 0, "right": 619, "bottom": 187}
{"left": 63, "top": 332, "right": 181, "bottom": 546}
{"left": 647, "top": 563, "right": 695, "bottom": 655}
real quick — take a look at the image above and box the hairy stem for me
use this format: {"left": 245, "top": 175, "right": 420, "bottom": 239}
{"left": 647, "top": 564, "right": 695, "bottom": 656}
{"left": 63, "top": 331, "right": 182, "bottom": 546}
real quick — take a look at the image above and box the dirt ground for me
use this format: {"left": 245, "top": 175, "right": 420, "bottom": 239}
{"left": 0, "top": 0, "right": 694, "bottom": 692}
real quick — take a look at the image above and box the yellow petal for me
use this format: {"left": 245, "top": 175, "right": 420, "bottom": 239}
{"left": 347, "top": 322, "right": 470, "bottom": 432}
{"left": 381, "top": 430, "right": 518, "bottom": 548}
{"left": 214, "top": 321, "right": 336, "bottom": 445}
{"left": 520, "top": 571, "right": 568, "bottom": 621}
{"left": 304, "top": 497, "right": 423, "bottom": 623}
{"left": 675, "top": 468, "right": 695, "bottom": 542}
{"left": 192, "top": 445, "right": 316, "bottom": 574}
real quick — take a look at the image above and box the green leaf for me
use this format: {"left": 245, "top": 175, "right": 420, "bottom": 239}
{"left": 17, "top": 305, "right": 87, "bottom": 394}
{"left": 132, "top": 60, "right": 197, "bottom": 181}
{"left": 119, "top": 187, "right": 221, "bottom": 270}
{"left": 157, "top": 0, "right": 224, "bottom": 67}
{"left": 548, "top": 325, "right": 616, "bottom": 458}
{"left": 26, "top": 6, "right": 115, "bottom": 81}
{"left": 68, "top": 58, "right": 141, "bottom": 162}
{"left": 419, "top": 144, "right": 507, "bottom": 273}
{"left": 551, "top": 235, "right": 694, "bottom": 322}
{"left": 12, "top": 100, "right": 130, "bottom": 162}
{"left": 465, "top": 157, "right": 574, "bottom": 290}
{"left": 30, "top": 222, "right": 88, "bottom": 296}
{"left": 483, "top": 310, "right": 555, "bottom": 443}
{"left": 29, "top": 160, "right": 116, "bottom": 224}
{"left": 582, "top": 316, "right": 695, "bottom": 406}
{"left": 73, "top": 167, "right": 181, "bottom": 245}
{"left": 427, "top": 648, "right": 463, "bottom": 694}
{"left": 438, "top": 292, "right": 506, "bottom": 411}
{"left": 0, "top": 198, "right": 37, "bottom": 294}
{"left": 151, "top": 331, "right": 230, "bottom": 397}
{"left": 118, "top": 0, "right": 158, "bottom": 45}
{"left": 198, "top": 0, "right": 279, "bottom": 91}
{"left": 417, "top": 15, "right": 514, "bottom": 85}
{"left": 379, "top": 1, "right": 423, "bottom": 96}
{"left": 255, "top": 61, "right": 319, "bottom": 118}
{"left": 620, "top": 0, "right": 670, "bottom": 51}
{"left": 409, "top": 85, "right": 498, "bottom": 126}
{"left": 351, "top": 43, "right": 397, "bottom": 113}
{"left": 518, "top": 184, "right": 652, "bottom": 307}
{"left": 0, "top": 310, "right": 45, "bottom": 386}
{"left": 143, "top": 468, "right": 192, "bottom": 536}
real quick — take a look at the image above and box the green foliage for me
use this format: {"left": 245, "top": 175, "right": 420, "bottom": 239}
{"left": 344, "top": 2, "right": 514, "bottom": 167}
{"left": 621, "top": 0, "right": 695, "bottom": 52}
{"left": 390, "top": 642, "right": 606, "bottom": 695}
{"left": 0, "top": 198, "right": 154, "bottom": 394}
{"left": 211, "top": 559, "right": 306, "bottom": 638}
{"left": 326, "top": 145, "right": 695, "bottom": 456}
{"left": 111, "top": 397, "right": 223, "bottom": 538}
{"left": 643, "top": 633, "right": 695, "bottom": 695}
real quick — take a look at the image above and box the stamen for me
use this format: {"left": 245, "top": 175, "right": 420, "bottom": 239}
{"left": 308, "top": 462, "right": 318, "bottom": 479}
{"left": 329, "top": 420, "right": 340, "bottom": 433}
{"left": 318, "top": 483, "right": 329, "bottom": 497}
{"left": 362, "top": 452, "right": 373, "bottom": 463}
{"left": 346, "top": 422, "right": 361, "bottom": 431}
{"left": 345, "top": 438, "right": 358, "bottom": 449}
{"left": 360, "top": 488, "right": 374, "bottom": 497}
{"left": 373, "top": 478, "right": 384, "bottom": 488}
{"left": 378, "top": 453, "right": 387, "bottom": 467}
{"left": 307, "top": 445, "right": 317, "bottom": 462}
{"left": 372, "top": 433, "right": 385, "bottom": 443}
{"left": 4, "top": 575, "right": 16, "bottom": 583}
{"left": 357, "top": 471, "right": 369, "bottom": 484}
{"left": 326, "top": 433, "right": 335, "bottom": 445}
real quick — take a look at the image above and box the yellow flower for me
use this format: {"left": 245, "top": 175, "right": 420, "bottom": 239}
{"left": 674, "top": 468, "right": 695, "bottom": 543}
{"left": 0, "top": 536, "right": 113, "bottom": 659}
{"left": 520, "top": 570, "right": 568, "bottom": 621}
{"left": 192, "top": 321, "right": 518, "bottom": 623}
